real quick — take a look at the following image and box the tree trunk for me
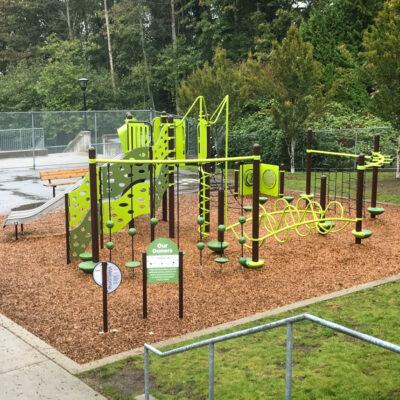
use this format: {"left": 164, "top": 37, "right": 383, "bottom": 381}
{"left": 104, "top": 0, "right": 116, "bottom": 96}
{"left": 289, "top": 138, "right": 296, "bottom": 173}
{"left": 138, "top": 0, "right": 155, "bottom": 110}
{"left": 65, "top": 0, "right": 73, "bottom": 40}
{"left": 396, "top": 136, "right": 400, "bottom": 178}
{"left": 170, "top": 0, "right": 178, "bottom": 112}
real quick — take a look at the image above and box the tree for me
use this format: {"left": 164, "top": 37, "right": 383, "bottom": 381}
{"left": 362, "top": 0, "right": 400, "bottom": 177}
{"left": 103, "top": 0, "right": 116, "bottom": 95}
{"left": 268, "top": 24, "right": 323, "bottom": 172}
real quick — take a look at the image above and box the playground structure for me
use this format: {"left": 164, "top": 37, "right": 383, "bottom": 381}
{"left": 61, "top": 96, "right": 393, "bottom": 273}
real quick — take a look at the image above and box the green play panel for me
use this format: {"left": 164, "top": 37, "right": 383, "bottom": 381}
{"left": 352, "top": 229, "right": 372, "bottom": 239}
{"left": 79, "top": 252, "right": 92, "bottom": 261}
{"left": 78, "top": 261, "right": 96, "bottom": 273}
{"left": 125, "top": 261, "right": 141, "bottom": 268}
{"left": 367, "top": 207, "right": 385, "bottom": 216}
{"left": 207, "top": 241, "right": 229, "bottom": 254}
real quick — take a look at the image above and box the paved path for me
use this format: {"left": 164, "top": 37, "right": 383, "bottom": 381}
{"left": 0, "top": 325, "right": 106, "bottom": 400}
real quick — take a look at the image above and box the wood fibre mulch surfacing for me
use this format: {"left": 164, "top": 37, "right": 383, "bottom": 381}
{"left": 0, "top": 194, "right": 399, "bottom": 364}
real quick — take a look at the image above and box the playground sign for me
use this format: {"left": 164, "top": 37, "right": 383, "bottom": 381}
{"left": 93, "top": 262, "right": 122, "bottom": 293}
{"left": 146, "top": 238, "right": 179, "bottom": 283}
{"left": 142, "top": 238, "right": 183, "bottom": 319}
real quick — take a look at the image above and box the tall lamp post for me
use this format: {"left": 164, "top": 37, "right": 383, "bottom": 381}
{"left": 78, "top": 77, "right": 89, "bottom": 131}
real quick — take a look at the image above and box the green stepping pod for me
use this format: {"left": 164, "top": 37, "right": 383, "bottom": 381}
{"left": 367, "top": 207, "right": 385, "bottom": 216}
{"left": 79, "top": 252, "right": 92, "bottom": 261}
{"left": 352, "top": 229, "right": 372, "bottom": 239}
{"left": 78, "top": 261, "right": 97, "bottom": 273}
{"left": 282, "top": 195, "right": 295, "bottom": 203}
{"left": 125, "top": 261, "right": 141, "bottom": 268}
{"left": 214, "top": 257, "right": 229, "bottom": 264}
{"left": 207, "top": 241, "right": 229, "bottom": 254}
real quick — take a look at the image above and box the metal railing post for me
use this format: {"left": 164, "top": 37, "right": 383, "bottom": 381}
{"left": 208, "top": 343, "right": 215, "bottom": 400}
{"left": 31, "top": 113, "right": 36, "bottom": 170}
{"left": 144, "top": 347, "right": 150, "bottom": 400}
{"left": 285, "top": 322, "right": 293, "bottom": 400}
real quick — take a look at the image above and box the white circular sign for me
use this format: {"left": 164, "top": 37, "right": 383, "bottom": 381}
{"left": 93, "top": 262, "right": 122, "bottom": 293}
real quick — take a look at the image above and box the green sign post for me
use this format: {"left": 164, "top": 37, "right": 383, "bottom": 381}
{"left": 142, "top": 238, "right": 183, "bottom": 319}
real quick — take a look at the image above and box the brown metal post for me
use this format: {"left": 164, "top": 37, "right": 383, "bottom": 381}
{"left": 306, "top": 128, "right": 313, "bottom": 195}
{"left": 217, "top": 189, "right": 224, "bottom": 243}
{"left": 355, "top": 154, "right": 365, "bottom": 244}
{"left": 234, "top": 162, "right": 239, "bottom": 197}
{"left": 149, "top": 153, "right": 155, "bottom": 242}
{"left": 252, "top": 144, "right": 261, "bottom": 263}
{"left": 168, "top": 117, "right": 175, "bottom": 238}
{"left": 279, "top": 163, "right": 285, "bottom": 197}
{"left": 89, "top": 148, "right": 100, "bottom": 263}
{"left": 204, "top": 125, "right": 212, "bottom": 233}
{"left": 370, "top": 135, "right": 380, "bottom": 218}
{"left": 320, "top": 175, "right": 327, "bottom": 212}
{"left": 65, "top": 194, "right": 71, "bottom": 264}
{"left": 142, "top": 253, "right": 147, "bottom": 319}
{"left": 14, "top": 223, "right": 18, "bottom": 240}
{"left": 178, "top": 251, "right": 183, "bottom": 319}
{"left": 98, "top": 167, "right": 104, "bottom": 249}
{"left": 102, "top": 261, "right": 108, "bottom": 333}
{"left": 162, "top": 192, "right": 168, "bottom": 221}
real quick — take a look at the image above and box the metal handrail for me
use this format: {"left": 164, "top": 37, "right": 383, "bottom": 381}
{"left": 143, "top": 313, "right": 400, "bottom": 400}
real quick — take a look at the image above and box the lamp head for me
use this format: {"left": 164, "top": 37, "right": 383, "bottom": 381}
{"left": 78, "top": 77, "right": 89, "bottom": 91}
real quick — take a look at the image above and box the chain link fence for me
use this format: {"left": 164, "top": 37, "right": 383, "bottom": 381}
{"left": 0, "top": 110, "right": 158, "bottom": 168}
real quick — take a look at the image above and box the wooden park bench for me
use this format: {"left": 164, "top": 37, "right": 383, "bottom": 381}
{"left": 39, "top": 167, "right": 87, "bottom": 197}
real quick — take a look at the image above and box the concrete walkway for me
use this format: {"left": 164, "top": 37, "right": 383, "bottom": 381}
{"left": 0, "top": 324, "right": 106, "bottom": 400}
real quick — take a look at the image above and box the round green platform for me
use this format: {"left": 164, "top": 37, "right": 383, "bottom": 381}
{"left": 214, "top": 257, "right": 229, "bottom": 264}
{"left": 125, "top": 261, "right": 141, "bottom": 268}
{"left": 300, "top": 193, "right": 314, "bottom": 200}
{"left": 352, "top": 229, "right": 372, "bottom": 239}
{"left": 243, "top": 205, "right": 252, "bottom": 212}
{"left": 245, "top": 259, "right": 265, "bottom": 269}
{"left": 282, "top": 195, "right": 294, "bottom": 203}
{"left": 207, "top": 241, "right": 229, "bottom": 254}
{"left": 79, "top": 252, "right": 92, "bottom": 261}
{"left": 259, "top": 196, "right": 268, "bottom": 205}
{"left": 78, "top": 261, "right": 96, "bottom": 273}
{"left": 318, "top": 220, "right": 336, "bottom": 231}
{"left": 367, "top": 207, "right": 385, "bottom": 216}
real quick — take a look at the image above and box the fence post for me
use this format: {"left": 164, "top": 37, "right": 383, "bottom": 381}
{"left": 285, "top": 322, "right": 293, "bottom": 400}
{"left": 306, "top": 128, "right": 313, "bottom": 196}
{"left": 208, "top": 343, "right": 215, "bottom": 400}
{"left": 31, "top": 112, "right": 36, "bottom": 170}
{"left": 94, "top": 112, "right": 98, "bottom": 150}
{"left": 144, "top": 347, "right": 150, "bottom": 400}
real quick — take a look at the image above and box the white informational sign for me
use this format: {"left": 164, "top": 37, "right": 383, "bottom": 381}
{"left": 93, "top": 262, "right": 122, "bottom": 293}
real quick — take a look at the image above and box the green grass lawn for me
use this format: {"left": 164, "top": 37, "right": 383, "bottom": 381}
{"left": 285, "top": 171, "right": 400, "bottom": 204}
{"left": 81, "top": 281, "right": 400, "bottom": 399}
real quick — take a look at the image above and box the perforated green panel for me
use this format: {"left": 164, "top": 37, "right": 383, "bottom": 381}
{"left": 69, "top": 210, "right": 92, "bottom": 259}
{"left": 102, "top": 181, "right": 150, "bottom": 233}
{"left": 100, "top": 147, "right": 149, "bottom": 199}
{"left": 68, "top": 174, "right": 92, "bottom": 229}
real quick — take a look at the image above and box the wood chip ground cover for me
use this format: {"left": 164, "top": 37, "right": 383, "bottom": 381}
{"left": 0, "top": 194, "right": 399, "bottom": 363}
